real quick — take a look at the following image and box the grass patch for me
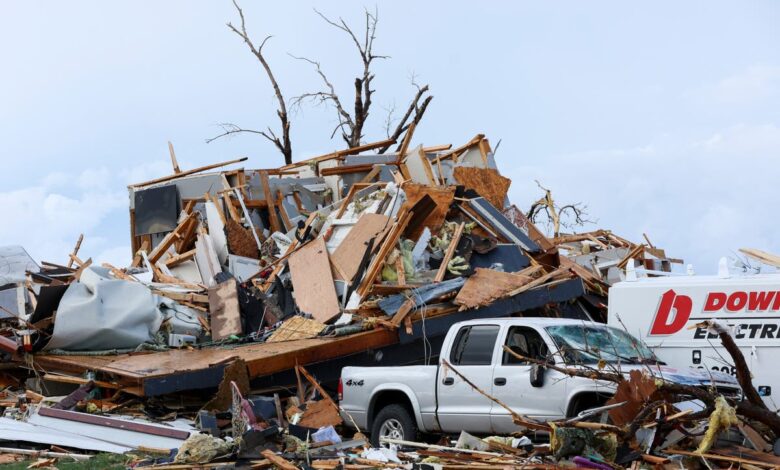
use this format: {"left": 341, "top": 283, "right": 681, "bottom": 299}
{"left": 0, "top": 453, "right": 130, "bottom": 470}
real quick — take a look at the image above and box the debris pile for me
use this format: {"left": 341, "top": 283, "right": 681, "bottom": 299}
{"left": 3, "top": 132, "right": 778, "bottom": 468}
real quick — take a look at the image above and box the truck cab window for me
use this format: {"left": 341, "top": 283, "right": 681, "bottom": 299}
{"left": 502, "top": 326, "right": 549, "bottom": 365}
{"left": 449, "top": 325, "right": 499, "bottom": 365}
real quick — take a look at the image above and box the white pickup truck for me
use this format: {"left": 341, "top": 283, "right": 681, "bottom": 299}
{"left": 339, "top": 318, "right": 740, "bottom": 445}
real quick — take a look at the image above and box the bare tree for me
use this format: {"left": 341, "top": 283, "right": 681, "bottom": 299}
{"left": 207, "top": 0, "right": 293, "bottom": 165}
{"left": 291, "top": 8, "right": 432, "bottom": 150}
{"left": 527, "top": 180, "right": 594, "bottom": 237}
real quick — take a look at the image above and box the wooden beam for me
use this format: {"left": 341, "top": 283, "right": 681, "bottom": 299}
{"left": 163, "top": 249, "right": 196, "bottom": 268}
{"left": 147, "top": 212, "right": 197, "bottom": 264}
{"left": 167, "top": 141, "right": 181, "bottom": 174}
{"left": 278, "top": 138, "right": 397, "bottom": 170}
{"left": 223, "top": 192, "right": 242, "bottom": 223}
{"left": 129, "top": 157, "right": 248, "bottom": 188}
{"left": 131, "top": 239, "right": 150, "bottom": 268}
{"left": 259, "top": 171, "right": 281, "bottom": 233}
{"left": 434, "top": 222, "right": 465, "bottom": 283}
{"left": 66, "top": 234, "right": 84, "bottom": 269}
{"left": 319, "top": 163, "right": 375, "bottom": 176}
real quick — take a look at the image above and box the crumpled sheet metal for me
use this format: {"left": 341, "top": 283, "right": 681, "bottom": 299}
{"left": 43, "top": 267, "right": 164, "bottom": 351}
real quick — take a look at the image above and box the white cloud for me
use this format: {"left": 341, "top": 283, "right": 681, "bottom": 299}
{"left": 695, "top": 65, "right": 780, "bottom": 105}
{"left": 506, "top": 123, "right": 780, "bottom": 274}
{"left": 692, "top": 123, "right": 780, "bottom": 155}
{"left": 0, "top": 168, "right": 127, "bottom": 265}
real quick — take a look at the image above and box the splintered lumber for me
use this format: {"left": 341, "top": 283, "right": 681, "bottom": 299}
{"left": 258, "top": 170, "right": 281, "bottom": 233}
{"left": 131, "top": 239, "right": 150, "bottom": 268}
{"left": 331, "top": 213, "right": 390, "bottom": 281}
{"left": 147, "top": 211, "right": 197, "bottom": 264}
{"left": 739, "top": 248, "right": 780, "bottom": 268}
{"left": 66, "top": 234, "right": 84, "bottom": 268}
{"left": 130, "top": 157, "right": 248, "bottom": 188}
{"left": 208, "top": 280, "right": 242, "bottom": 340}
{"left": 396, "top": 120, "right": 417, "bottom": 158}
{"left": 400, "top": 184, "right": 455, "bottom": 240}
{"left": 257, "top": 212, "right": 318, "bottom": 291}
{"left": 288, "top": 237, "right": 341, "bottom": 323}
{"left": 454, "top": 266, "right": 542, "bottom": 310}
{"left": 279, "top": 138, "right": 397, "bottom": 170}
{"left": 668, "top": 449, "right": 780, "bottom": 468}
{"left": 506, "top": 266, "right": 571, "bottom": 297}
{"left": 453, "top": 167, "right": 511, "bottom": 209}
{"left": 164, "top": 249, "right": 196, "bottom": 268}
{"left": 434, "top": 222, "right": 465, "bottom": 283}
{"left": 267, "top": 316, "right": 325, "bottom": 343}
{"left": 260, "top": 450, "right": 298, "bottom": 470}
{"left": 356, "top": 209, "right": 414, "bottom": 298}
{"left": 168, "top": 141, "right": 181, "bottom": 173}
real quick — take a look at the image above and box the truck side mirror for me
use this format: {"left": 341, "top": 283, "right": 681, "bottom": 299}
{"left": 530, "top": 364, "right": 545, "bottom": 388}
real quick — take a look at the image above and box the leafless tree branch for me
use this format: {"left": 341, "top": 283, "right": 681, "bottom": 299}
{"left": 527, "top": 180, "right": 595, "bottom": 237}
{"left": 207, "top": 0, "right": 292, "bottom": 164}
{"left": 298, "top": 7, "right": 391, "bottom": 148}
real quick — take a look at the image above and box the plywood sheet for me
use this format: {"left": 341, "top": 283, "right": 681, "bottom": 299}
{"left": 267, "top": 316, "right": 325, "bottom": 343}
{"left": 288, "top": 237, "right": 341, "bottom": 323}
{"left": 330, "top": 213, "right": 389, "bottom": 281}
{"left": 454, "top": 268, "right": 534, "bottom": 310}
{"left": 208, "top": 280, "right": 242, "bottom": 340}
{"left": 453, "top": 167, "right": 511, "bottom": 209}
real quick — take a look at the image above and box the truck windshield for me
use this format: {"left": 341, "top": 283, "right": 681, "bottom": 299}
{"left": 545, "top": 324, "right": 657, "bottom": 365}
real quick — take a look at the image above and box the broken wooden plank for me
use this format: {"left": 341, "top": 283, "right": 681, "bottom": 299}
{"left": 330, "top": 213, "right": 390, "bottom": 281}
{"left": 400, "top": 184, "right": 455, "bottom": 240}
{"left": 288, "top": 237, "right": 341, "bottom": 323}
{"left": 434, "top": 222, "right": 465, "bottom": 283}
{"left": 129, "top": 157, "right": 247, "bottom": 188}
{"left": 66, "top": 234, "right": 84, "bottom": 269}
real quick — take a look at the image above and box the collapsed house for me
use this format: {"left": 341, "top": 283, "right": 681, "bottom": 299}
{"left": 2, "top": 134, "right": 679, "bottom": 397}
{"left": 11, "top": 133, "right": 759, "bottom": 469}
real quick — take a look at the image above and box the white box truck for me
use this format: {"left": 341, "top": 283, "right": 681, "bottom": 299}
{"left": 608, "top": 260, "right": 780, "bottom": 409}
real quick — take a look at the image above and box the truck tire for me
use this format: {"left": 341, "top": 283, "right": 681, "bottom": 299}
{"left": 370, "top": 404, "right": 417, "bottom": 447}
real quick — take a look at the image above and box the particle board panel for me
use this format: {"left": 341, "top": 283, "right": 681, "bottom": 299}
{"left": 454, "top": 267, "right": 536, "bottom": 310}
{"left": 288, "top": 237, "right": 341, "bottom": 323}
{"left": 330, "top": 213, "right": 390, "bottom": 281}
{"left": 452, "top": 167, "right": 511, "bottom": 209}
{"left": 208, "top": 280, "right": 243, "bottom": 340}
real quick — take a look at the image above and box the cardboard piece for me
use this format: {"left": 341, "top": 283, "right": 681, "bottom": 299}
{"left": 207, "top": 280, "right": 242, "bottom": 340}
{"left": 288, "top": 237, "right": 341, "bottom": 323}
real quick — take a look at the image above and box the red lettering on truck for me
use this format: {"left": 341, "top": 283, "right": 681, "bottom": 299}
{"left": 748, "top": 291, "right": 776, "bottom": 311}
{"left": 703, "top": 292, "right": 727, "bottom": 311}
{"left": 650, "top": 289, "right": 692, "bottom": 335}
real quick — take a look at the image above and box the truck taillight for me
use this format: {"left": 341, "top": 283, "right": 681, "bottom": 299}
{"left": 338, "top": 377, "right": 343, "bottom": 401}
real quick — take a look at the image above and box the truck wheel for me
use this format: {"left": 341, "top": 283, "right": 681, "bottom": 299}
{"left": 370, "top": 404, "right": 417, "bottom": 447}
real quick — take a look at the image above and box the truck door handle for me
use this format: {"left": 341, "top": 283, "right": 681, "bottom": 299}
{"left": 494, "top": 377, "right": 507, "bottom": 386}
{"left": 442, "top": 377, "right": 454, "bottom": 386}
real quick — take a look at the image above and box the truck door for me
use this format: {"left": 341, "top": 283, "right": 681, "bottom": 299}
{"left": 437, "top": 324, "right": 499, "bottom": 434}
{"left": 491, "top": 326, "right": 568, "bottom": 434}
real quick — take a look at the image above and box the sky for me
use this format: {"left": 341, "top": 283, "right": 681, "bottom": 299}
{"left": 0, "top": 1, "right": 778, "bottom": 273}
